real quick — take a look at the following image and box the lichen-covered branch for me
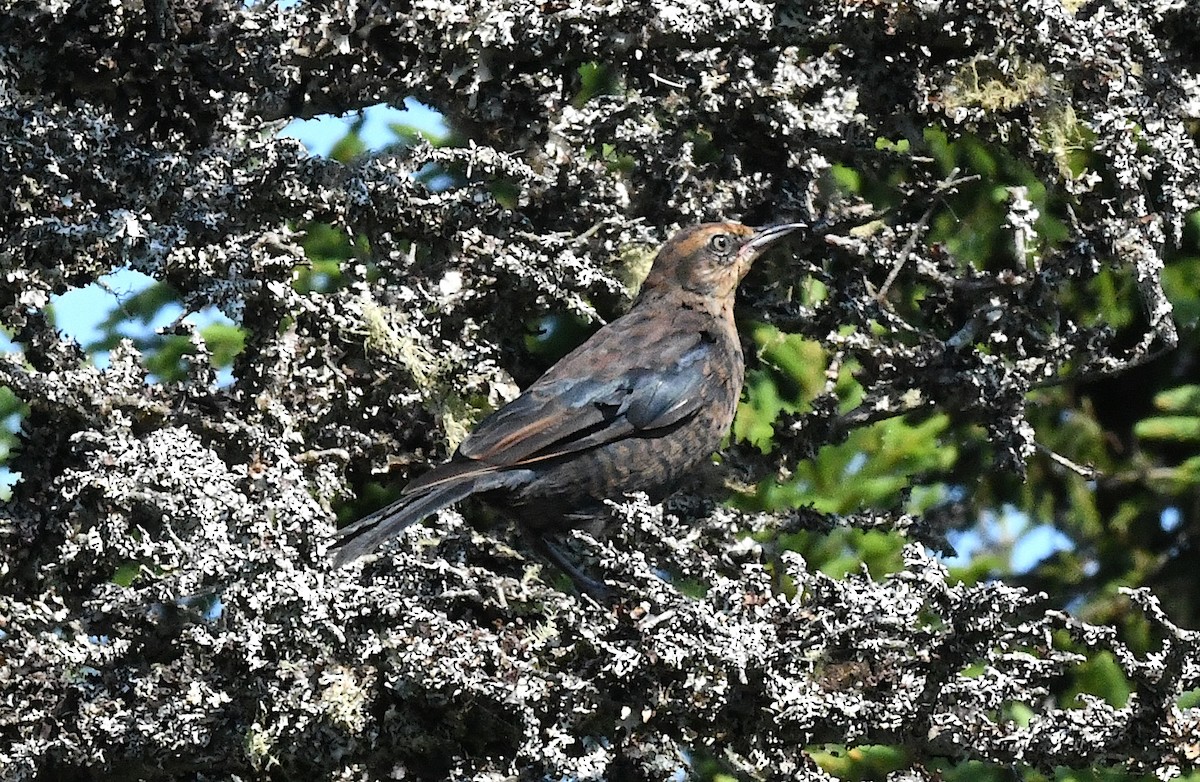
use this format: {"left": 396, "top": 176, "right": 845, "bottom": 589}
{"left": 1, "top": 0, "right": 1197, "bottom": 779}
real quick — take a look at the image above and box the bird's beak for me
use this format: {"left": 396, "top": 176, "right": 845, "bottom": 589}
{"left": 730, "top": 222, "right": 804, "bottom": 283}
{"left": 744, "top": 222, "right": 805, "bottom": 255}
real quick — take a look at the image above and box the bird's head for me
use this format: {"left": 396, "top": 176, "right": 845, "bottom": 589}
{"left": 637, "top": 221, "right": 804, "bottom": 305}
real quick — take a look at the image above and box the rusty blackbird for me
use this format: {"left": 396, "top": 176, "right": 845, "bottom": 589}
{"left": 331, "top": 221, "right": 803, "bottom": 592}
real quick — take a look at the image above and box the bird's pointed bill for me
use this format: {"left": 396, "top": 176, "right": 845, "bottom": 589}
{"left": 744, "top": 222, "right": 805, "bottom": 253}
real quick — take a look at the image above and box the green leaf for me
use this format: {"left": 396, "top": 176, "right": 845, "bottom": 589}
{"left": 1152, "top": 385, "right": 1200, "bottom": 414}
{"left": 1066, "top": 651, "right": 1131, "bottom": 708}
{"left": 199, "top": 322, "right": 246, "bottom": 367}
{"left": 575, "top": 62, "right": 620, "bottom": 107}
{"left": 111, "top": 561, "right": 141, "bottom": 587}
{"left": 329, "top": 128, "right": 367, "bottom": 163}
{"left": 490, "top": 179, "right": 521, "bottom": 209}
{"left": 830, "top": 163, "right": 862, "bottom": 194}
{"left": 388, "top": 121, "right": 453, "bottom": 148}
{"left": 0, "top": 385, "right": 28, "bottom": 420}
{"left": 141, "top": 334, "right": 194, "bottom": 382}
{"left": 812, "top": 744, "right": 907, "bottom": 781}
{"left": 1134, "top": 415, "right": 1200, "bottom": 442}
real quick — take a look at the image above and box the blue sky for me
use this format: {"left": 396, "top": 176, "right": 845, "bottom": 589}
{"left": 278, "top": 98, "right": 446, "bottom": 157}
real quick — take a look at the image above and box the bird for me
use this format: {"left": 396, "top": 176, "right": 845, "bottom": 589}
{"left": 331, "top": 221, "right": 804, "bottom": 594}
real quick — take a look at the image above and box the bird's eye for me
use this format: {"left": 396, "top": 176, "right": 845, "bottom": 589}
{"left": 709, "top": 234, "right": 732, "bottom": 255}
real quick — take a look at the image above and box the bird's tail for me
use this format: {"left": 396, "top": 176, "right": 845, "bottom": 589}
{"left": 330, "top": 477, "right": 487, "bottom": 567}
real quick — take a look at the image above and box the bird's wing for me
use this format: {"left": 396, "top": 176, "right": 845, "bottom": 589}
{"left": 406, "top": 326, "right": 719, "bottom": 493}
{"left": 469, "top": 331, "right": 714, "bottom": 462}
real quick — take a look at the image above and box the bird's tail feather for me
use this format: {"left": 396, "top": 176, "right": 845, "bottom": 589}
{"left": 330, "top": 477, "right": 485, "bottom": 567}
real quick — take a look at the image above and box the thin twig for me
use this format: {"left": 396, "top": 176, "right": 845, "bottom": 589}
{"left": 1029, "top": 342, "right": 1175, "bottom": 390}
{"left": 648, "top": 72, "right": 686, "bottom": 89}
{"left": 834, "top": 392, "right": 932, "bottom": 431}
{"left": 1035, "top": 441, "right": 1098, "bottom": 479}
{"left": 876, "top": 169, "right": 981, "bottom": 302}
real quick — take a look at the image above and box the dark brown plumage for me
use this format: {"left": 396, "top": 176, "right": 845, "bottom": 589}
{"left": 332, "top": 221, "right": 803, "bottom": 592}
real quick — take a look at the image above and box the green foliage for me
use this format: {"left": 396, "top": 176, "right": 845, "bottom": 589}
{"left": 933, "top": 760, "right": 1014, "bottom": 782}
{"left": 923, "top": 127, "right": 1069, "bottom": 268}
{"left": 743, "top": 120, "right": 1200, "bottom": 622}
{"left": 0, "top": 384, "right": 27, "bottom": 499}
{"left": 294, "top": 223, "right": 367, "bottom": 294}
{"left": 200, "top": 322, "right": 246, "bottom": 368}
{"left": 1134, "top": 414, "right": 1200, "bottom": 442}
{"left": 812, "top": 744, "right": 908, "bottom": 781}
{"left": 1162, "top": 214, "right": 1200, "bottom": 329}
{"left": 687, "top": 127, "right": 722, "bottom": 166}
{"left": 111, "top": 561, "right": 141, "bottom": 588}
{"left": 1048, "top": 770, "right": 1156, "bottom": 782}
{"left": 0, "top": 385, "right": 27, "bottom": 449}
{"left": 591, "top": 141, "right": 636, "bottom": 175}
{"left": 1135, "top": 385, "right": 1200, "bottom": 442}
{"left": 753, "top": 411, "right": 954, "bottom": 515}
{"left": 1064, "top": 651, "right": 1131, "bottom": 708}
{"left": 729, "top": 119, "right": 1200, "bottom": 781}
{"left": 734, "top": 324, "right": 954, "bottom": 579}
{"left": 574, "top": 62, "right": 621, "bottom": 107}
{"left": 329, "top": 125, "right": 367, "bottom": 163}
{"left": 735, "top": 327, "right": 828, "bottom": 450}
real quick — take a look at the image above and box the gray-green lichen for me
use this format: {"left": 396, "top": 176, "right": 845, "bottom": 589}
{"left": 1, "top": 0, "right": 1198, "bottom": 779}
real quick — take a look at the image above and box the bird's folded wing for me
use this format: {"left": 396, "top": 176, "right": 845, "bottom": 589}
{"left": 406, "top": 332, "right": 715, "bottom": 493}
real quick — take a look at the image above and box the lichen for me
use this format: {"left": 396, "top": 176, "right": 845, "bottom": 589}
{"left": 0, "top": 0, "right": 1197, "bottom": 779}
